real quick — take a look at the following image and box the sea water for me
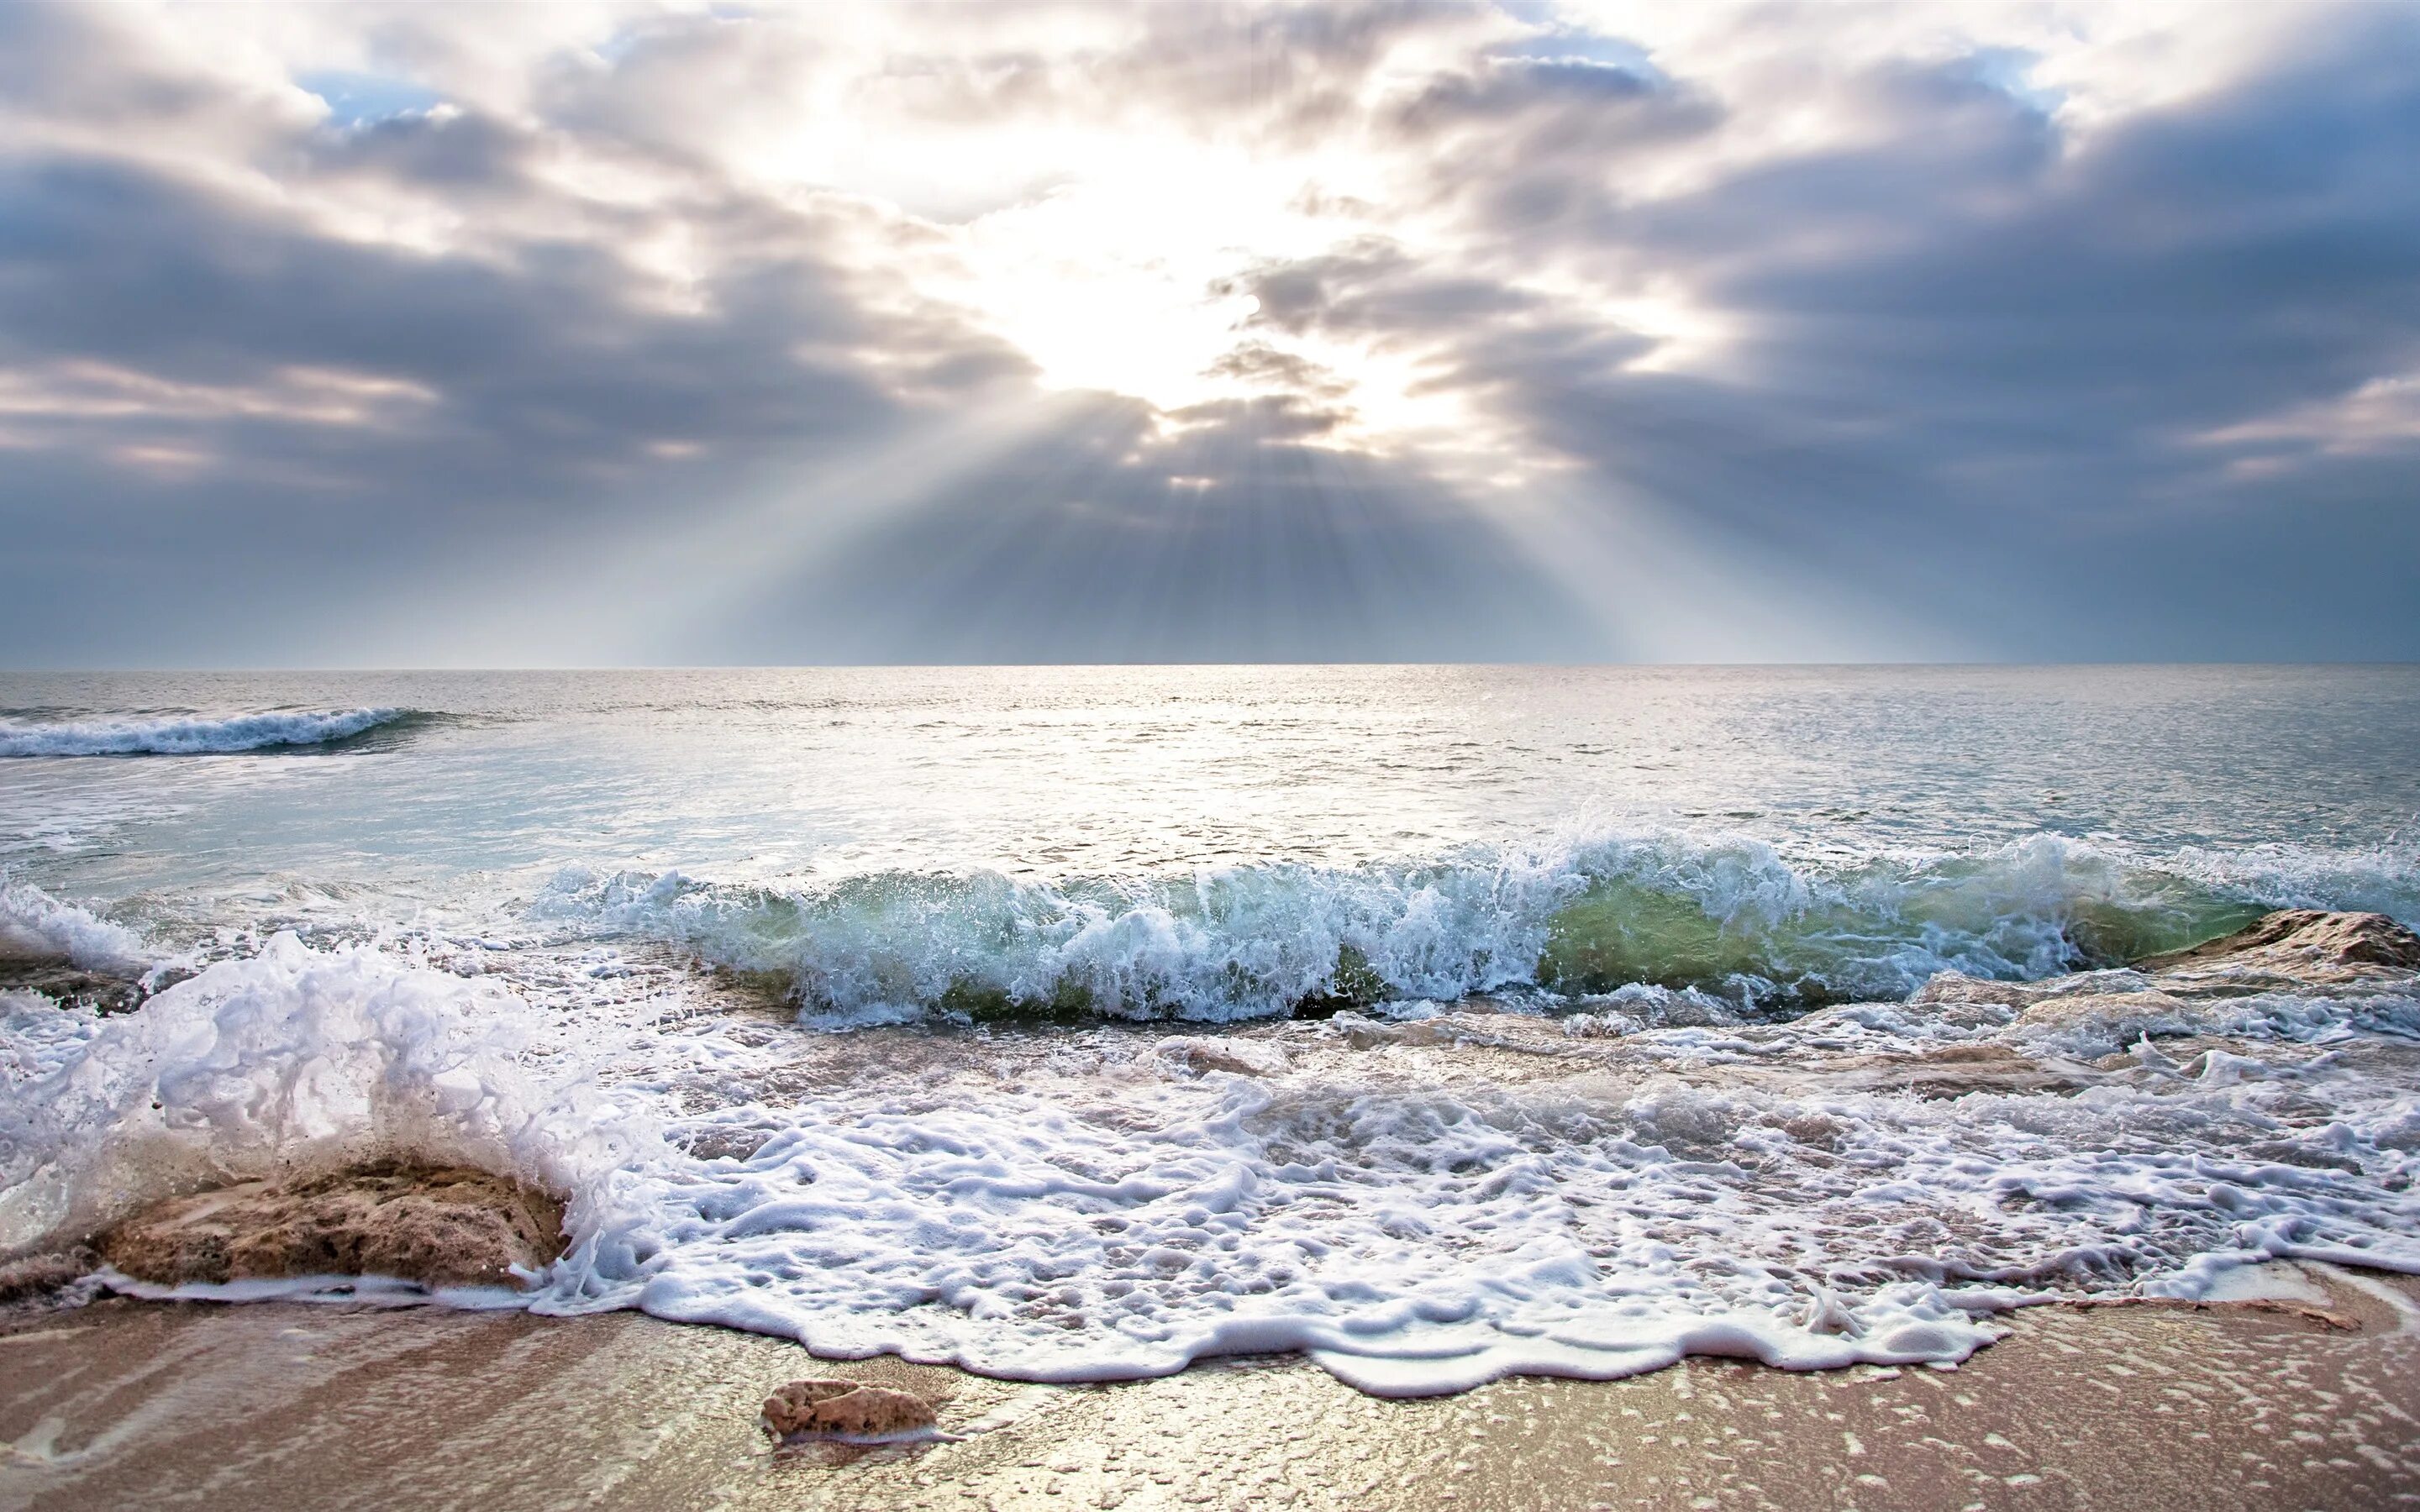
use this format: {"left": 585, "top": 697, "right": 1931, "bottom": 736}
{"left": 2, "top": 665, "right": 2416, "bottom": 1392}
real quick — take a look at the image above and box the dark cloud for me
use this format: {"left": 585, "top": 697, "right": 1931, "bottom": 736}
{"left": 0, "top": 5, "right": 274, "bottom": 139}
{"left": 1383, "top": 51, "right": 1721, "bottom": 231}
{"left": 1202, "top": 342, "right": 1352, "bottom": 398}
{"left": 304, "top": 107, "right": 529, "bottom": 190}
{"left": 0, "top": 155, "right": 925, "bottom": 475}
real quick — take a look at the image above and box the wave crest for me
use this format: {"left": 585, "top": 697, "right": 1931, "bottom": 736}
{"left": 0, "top": 706, "right": 415, "bottom": 757}
{"left": 534, "top": 832, "right": 2411, "bottom": 1024}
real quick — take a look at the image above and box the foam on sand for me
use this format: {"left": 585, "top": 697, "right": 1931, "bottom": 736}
{"left": 6, "top": 916, "right": 2417, "bottom": 1398}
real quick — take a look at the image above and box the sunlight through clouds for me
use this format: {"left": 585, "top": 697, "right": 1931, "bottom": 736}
{"left": 0, "top": 0, "right": 2415, "bottom": 664}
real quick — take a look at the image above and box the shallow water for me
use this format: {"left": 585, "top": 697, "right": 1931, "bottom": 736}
{"left": 3, "top": 665, "right": 2417, "bottom": 1393}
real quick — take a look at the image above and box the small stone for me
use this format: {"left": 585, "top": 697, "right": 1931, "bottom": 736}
{"left": 1907, "top": 972, "right": 2039, "bottom": 1009}
{"left": 1156, "top": 1036, "right": 1289, "bottom": 1078}
{"left": 761, "top": 1378, "right": 939, "bottom": 1438}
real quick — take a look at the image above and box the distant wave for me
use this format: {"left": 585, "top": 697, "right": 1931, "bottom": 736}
{"left": 0, "top": 707, "right": 415, "bottom": 757}
{"left": 534, "top": 832, "right": 2420, "bottom": 1025}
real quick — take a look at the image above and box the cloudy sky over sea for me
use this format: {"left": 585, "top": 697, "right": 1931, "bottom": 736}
{"left": 3, "top": 1, "right": 2415, "bottom": 665}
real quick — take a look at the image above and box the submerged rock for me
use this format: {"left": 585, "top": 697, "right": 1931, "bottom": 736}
{"left": 1907, "top": 972, "right": 2055, "bottom": 1010}
{"left": 99, "top": 1161, "right": 566, "bottom": 1290}
{"left": 1916, "top": 910, "right": 2420, "bottom": 1014}
{"left": 2133, "top": 909, "right": 2420, "bottom": 977}
{"left": 0, "top": 962, "right": 148, "bottom": 1014}
{"left": 760, "top": 1378, "right": 939, "bottom": 1439}
{"left": 1844, "top": 1042, "right": 2091, "bottom": 1099}
{"left": 1157, "top": 1035, "right": 1290, "bottom": 1078}
{"left": 1901, "top": 910, "right": 2420, "bottom": 1054}
{"left": 2007, "top": 989, "right": 2195, "bottom": 1040}
{"left": 0, "top": 1247, "right": 98, "bottom": 1306}
{"left": 1909, "top": 967, "right": 2157, "bottom": 1011}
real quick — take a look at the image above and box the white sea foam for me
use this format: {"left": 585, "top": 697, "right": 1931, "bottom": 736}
{"left": 0, "top": 875, "right": 152, "bottom": 974}
{"left": 0, "top": 707, "right": 410, "bottom": 757}
{"left": 534, "top": 975, "right": 2419, "bottom": 1392}
{"left": 1, "top": 990, "right": 104, "bottom": 1084}
{"left": 10, "top": 929, "right": 2417, "bottom": 1397}
{"left": 541, "top": 1063, "right": 2008, "bottom": 1393}
{"left": 2165, "top": 838, "right": 2420, "bottom": 920}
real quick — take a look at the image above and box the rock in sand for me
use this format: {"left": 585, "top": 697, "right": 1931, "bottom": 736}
{"left": 99, "top": 1160, "right": 566, "bottom": 1290}
{"left": 760, "top": 1378, "right": 939, "bottom": 1439}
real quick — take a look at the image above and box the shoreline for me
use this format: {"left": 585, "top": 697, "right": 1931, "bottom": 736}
{"left": 4, "top": 1265, "right": 2416, "bottom": 1510}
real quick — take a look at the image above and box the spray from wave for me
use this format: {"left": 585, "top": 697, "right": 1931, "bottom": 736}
{"left": 0, "top": 933, "right": 638, "bottom": 1261}
{"left": 0, "top": 707, "right": 417, "bottom": 757}
{"left": 0, "top": 875, "right": 152, "bottom": 975}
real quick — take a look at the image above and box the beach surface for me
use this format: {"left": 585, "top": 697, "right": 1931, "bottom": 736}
{"left": 3, "top": 1268, "right": 2416, "bottom": 1511}
{"left": 8, "top": 669, "right": 2420, "bottom": 1508}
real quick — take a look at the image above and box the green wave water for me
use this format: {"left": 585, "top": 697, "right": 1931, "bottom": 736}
{"left": 534, "top": 832, "right": 2372, "bottom": 1024}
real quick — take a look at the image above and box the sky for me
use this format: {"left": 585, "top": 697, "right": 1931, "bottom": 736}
{"left": 1, "top": 0, "right": 2416, "bottom": 666}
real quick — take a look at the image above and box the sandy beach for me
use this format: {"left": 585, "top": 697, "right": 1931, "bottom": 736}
{"left": 4, "top": 1266, "right": 2415, "bottom": 1511}
{"left": 9, "top": 905, "right": 2420, "bottom": 1509}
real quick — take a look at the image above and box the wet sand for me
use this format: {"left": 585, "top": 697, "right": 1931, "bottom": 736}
{"left": 3, "top": 1269, "right": 2417, "bottom": 1510}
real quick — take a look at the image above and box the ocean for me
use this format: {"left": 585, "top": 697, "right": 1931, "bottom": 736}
{"left": 3, "top": 664, "right": 2417, "bottom": 1394}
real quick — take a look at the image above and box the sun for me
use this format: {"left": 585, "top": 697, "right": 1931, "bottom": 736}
{"left": 945, "top": 147, "right": 1326, "bottom": 412}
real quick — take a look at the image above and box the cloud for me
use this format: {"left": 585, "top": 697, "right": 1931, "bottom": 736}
{"left": 1222, "top": 3, "right": 2420, "bottom": 654}
{"left": 0, "top": 0, "right": 2415, "bottom": 664}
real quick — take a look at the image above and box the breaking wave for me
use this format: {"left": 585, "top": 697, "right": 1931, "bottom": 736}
{"left": 0, "top": 933, "right": 636, "bottom": 1260}
{"left": 533, "top": 832, "right": 2419, "bottom": 1025}
{"left": 0, "top": 874, "right": 151, "bottom": 974}
{"left": 6, "top": 927, "right": 2416, "bottom": 1396}
{"left": 0, "top": 706, "right": 418, "bottom": 757}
